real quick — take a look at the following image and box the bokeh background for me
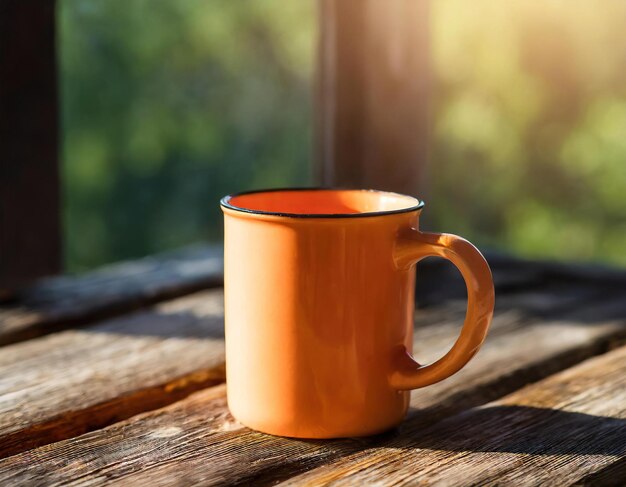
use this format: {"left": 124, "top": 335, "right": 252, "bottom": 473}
{"left": 59, "top": 0, "right": 626, "bottom": 272}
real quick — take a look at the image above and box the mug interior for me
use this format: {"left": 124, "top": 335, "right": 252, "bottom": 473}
{"left": 222, "top": 189, "right": 423, "bottom": 217}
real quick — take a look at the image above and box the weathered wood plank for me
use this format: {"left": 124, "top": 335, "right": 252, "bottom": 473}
{"left": 0, "top": 245, "right": 223, "bottom": 346}
{"left": 0, "top": 289, "right": 225, "bottom": 458}
{"left": 0, "top": 280, "right": 606, "bottom": 460}
{"left": 0, "top": 292, "right": 623, "bottom": 486}
{"left": 574, "top": 457, "right": 626, "bottom": 487}
{"left": 2, "top": 244, "right": 623, "bottom": 348}
{"left": 416, "top": 252, "right": 626, "bottom": 307}
{"left": 0, "top": 291, "right": 466, "bottom": 460}
{"left": 285, "top": 345, "right": 626, "bottom": 487}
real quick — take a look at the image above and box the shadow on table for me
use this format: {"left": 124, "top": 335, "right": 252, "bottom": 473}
{"left": 384, "top": 405, "right": 626, "bottom": 456}
{"left": 252, "top": 406, "right": 625, "bottom": 485}
{"left": 234, "top": 406, "right": 626, "bottom": 486}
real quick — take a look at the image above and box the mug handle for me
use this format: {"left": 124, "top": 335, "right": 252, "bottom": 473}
{"left": 390, "top": 230, "right": 495, "bottom": 390}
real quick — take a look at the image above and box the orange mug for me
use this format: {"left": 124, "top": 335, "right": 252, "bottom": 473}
{"left": 221, "top": 188, "right": 494, "bottom": 438}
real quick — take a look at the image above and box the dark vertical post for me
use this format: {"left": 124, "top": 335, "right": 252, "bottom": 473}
{"left": 315, "top": 0, "right": 431, "bottom": 196}
{"left": 0, "top": 0, "right": 61, "bottom": 289}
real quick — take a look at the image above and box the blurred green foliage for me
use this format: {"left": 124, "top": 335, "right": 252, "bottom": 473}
{"left": 60, "top": 0, "right": 313, "bottom": 271}
{"left": 430, "top": 1, "right": 626, "bottom": 264}
{"left": 60, "top": 0, "right": 626, "bottom": 271}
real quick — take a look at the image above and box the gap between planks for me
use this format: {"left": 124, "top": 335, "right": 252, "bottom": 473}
{"left": 0, "top": 290, "right": 624, "bottom": 485}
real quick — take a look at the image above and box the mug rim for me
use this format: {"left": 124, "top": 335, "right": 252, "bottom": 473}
{"left": 220, "top": 187, "right": 425, "bottom": 219}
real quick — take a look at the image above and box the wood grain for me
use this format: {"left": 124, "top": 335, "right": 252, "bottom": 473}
{"left": 0, "top": 289, "right": 225, "bottom": 458}
{"left": 285, "top": 345, "right": 626, "bottom": 487}
{"left": 0, "top": 245, "right": 223, "bottom": 346}
{"left": 2, "top": 245, "right": 622, "bottom": 348}
{"left": 0, "top": 281, "right": 605, "bottom": 460}
{"left": 0, "top": 291, "right": 623, "bottom": 486}
{"left": 0, "top": 258, "right": 587, "bottom": 459}
{"left": 574, "top": 457, "right": 626, "bottom": 487}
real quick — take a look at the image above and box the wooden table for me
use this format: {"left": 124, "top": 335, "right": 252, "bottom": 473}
{"left": 1, "top": 246, "right": 625, "bottom": 486}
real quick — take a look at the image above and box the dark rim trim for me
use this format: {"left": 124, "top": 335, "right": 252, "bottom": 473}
{"left": 220, "top": 187, "right": 425, "bottom": 219}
